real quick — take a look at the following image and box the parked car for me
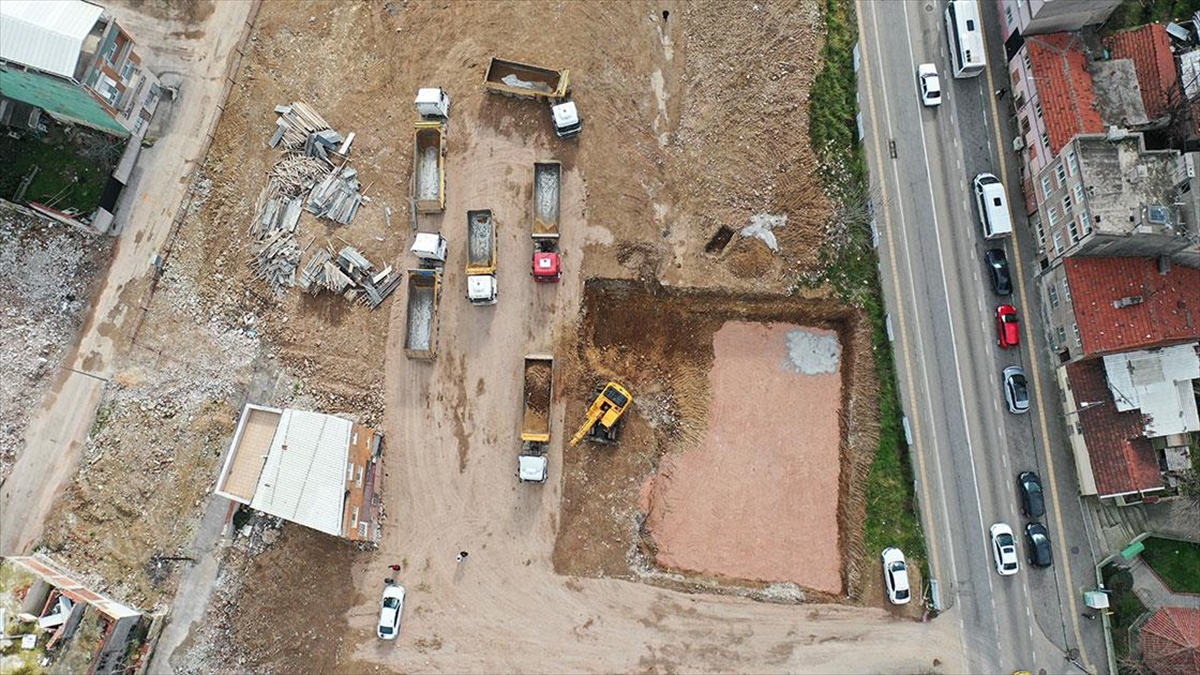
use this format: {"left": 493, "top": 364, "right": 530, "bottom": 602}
{"left": 990, "top": 523, "right": 1019, "bottom": 576}
{"left": 985, "top": 248, "right": 1012, "bottom": 296}
{"left": 917, "top": 63, "right": 942, "bottom": 107}
{"left": 882, "top": 547, "right": 912, "bottom": 605}
{"left": 1018, "top": 471, "right": 1045, "bottom": 518}
{"left": 1024, "top": 522, "right": 1053, "bottom": 568}
{"left": 1003, "top": 366, "right": 1029, "bottom": 414}
{"left": 996, "top": 304, "right": 1019, "bottom": 348}
{"left": 377, "top": 584, "right": 406, "bottom": 640}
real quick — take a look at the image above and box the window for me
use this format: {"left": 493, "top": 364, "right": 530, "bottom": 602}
{"left": 1062, "top": 193, "right": 1073, "bottom": 215}
{"left": 1035, "top": 101, "right": 1044, "bottom": 119}
{"left": 1067, "top": 149, "right": 1078, "bottom": 175}
{"left": 1047, "top": 205, "right": 1060, "bottom": 226}
{"left": 1022, "top": 49, "right": 1032, "bottom": 71}
{"left": 1080, "top": 209, "right": 1092, "bottom": 234}
{"left": 1041, "top": 131, "right": 1051, "bottom": 151}
{"left": 1021, "top": 115, "right": 1031, "bottom": 133}
{"left": 120, "top": 59, "right": 136, "bottom": 83}
{"left": 99, "top": 40, "right": 117, "bottom": 64}
{"left": 1057, "top": 326, "right": 1067, "bottom": 344}
{"left": 1068, "top": 215, "right": 1080, "bottom": 243}
{"left": 1062, "top": 280, "right": 1071, "bottom": 302}
{"left": 1005, "top": 5, "right": 1014, "bottom": 24}
{"left": 1073, "top": 183, "right": 1085, "bottom": 207}
{"left": 967, "top": 19, "right": 975, "bottom": 30}
{"left": 1052, "top": 231, "right": 1064, "bottom": 255}
{"left": 1032, "top": 214, "right": 1045, "bottom": 245}
{"left": 1042, "top": 175, "right": 1054, "bottom": 198}
{"left": 1055, "top": 163, "right": 1067, "bottom": 185}
{"left": 1048, "top": 285, "right": 1060, "bottom": 308}
{"left": 1072, "top": 323, "right": 1081, "bottom": 347}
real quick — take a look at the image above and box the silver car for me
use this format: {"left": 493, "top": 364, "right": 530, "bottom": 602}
{"left": 1003, "top": 366, "right": 1029, "bottom": 414}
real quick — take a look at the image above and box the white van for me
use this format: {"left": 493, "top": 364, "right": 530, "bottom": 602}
{"left": 974, "top": 173, "right": 1013, "bottom": 239}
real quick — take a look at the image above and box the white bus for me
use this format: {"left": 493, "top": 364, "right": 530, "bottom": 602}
{"left": 945, "top": 0, "right": 986, "bottom": 78}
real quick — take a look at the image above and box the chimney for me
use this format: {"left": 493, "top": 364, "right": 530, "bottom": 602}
{"left": 1158, "top": 255, "right": 1172, "bottom": 274}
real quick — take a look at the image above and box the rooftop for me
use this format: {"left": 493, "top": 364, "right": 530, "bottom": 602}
{"left": 1105, "top": 23, "right": 1179, "bottom": 120}
{"left": 0, "top": 0, "right": 104, "bottom": 79}
{"left": 1064, "top": 256, "right": 1200, "bottom": 356}
{"left": 1102, "top": 343, "right": 1200, "bottom": 437}
{"left": 1065, "top": 359, "right": 1163, "bottom": 497}
{"left": 1074, "top": 133, "right": 1184, "bottom": 236}
{"left": 1026, "top": 33, "right": 1104, "bottom": 157}
{"left": 1090, "top": 59, "right": 1149, "bottom": 127}
{"left": 1140, "top": 606, "right": 1200, "bottom": 675}
{"left": 215, "top": 404, "right": 382, "bottom": 541}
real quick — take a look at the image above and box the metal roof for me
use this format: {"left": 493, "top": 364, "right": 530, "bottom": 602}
{"left": 1103, "top": 343, "right": 1200, "bottom": 437}
{"left": 0, "top": 0, "right": 104, "bottom": 79}
{"left": 249, "top": 408, "right": 353, "bottom": 537}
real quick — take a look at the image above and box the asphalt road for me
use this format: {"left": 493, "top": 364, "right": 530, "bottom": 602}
{"left": 855, "top": 1, "right": 1109, "bottom": 672}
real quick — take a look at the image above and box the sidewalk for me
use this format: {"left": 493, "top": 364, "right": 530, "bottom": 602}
{"left": 1128, "top": 557, "right": 1200, "bottom": 610}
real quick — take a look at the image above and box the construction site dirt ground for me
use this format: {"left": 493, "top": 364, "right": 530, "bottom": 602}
{"left": 13, "top": 0, "right": 961, "bottom": 673}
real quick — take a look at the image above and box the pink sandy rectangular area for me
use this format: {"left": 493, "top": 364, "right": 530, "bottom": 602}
{"left": 642, "top": 322, "right": 843, "bottom": 593}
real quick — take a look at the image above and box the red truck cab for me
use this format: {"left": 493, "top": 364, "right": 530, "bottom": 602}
{"left": 533, "top": 251, "right": 561, "bottom": 282}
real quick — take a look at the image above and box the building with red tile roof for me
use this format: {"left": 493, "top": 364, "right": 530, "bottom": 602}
{"left": 1064, "top": 359, "right": 1163, "bottom": 498}
{"left": 1010, "top": 33, "right": 1104, "bottom": 177}
{"left": 1140, "top": 607, "right": 1200, "bottom": 675}
{"left": 1105, "top": 24, "right": 1180, "bottom": 121}
{"left": 1062, "top": 257, "right": 1200, "bottom": 358}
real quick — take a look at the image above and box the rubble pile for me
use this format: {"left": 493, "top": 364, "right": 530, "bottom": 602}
{"left": 298, "top": 244, "right": 401, "bottom": 309}
{"left": 249, "top": 103, "right": 378, "bottom": 296}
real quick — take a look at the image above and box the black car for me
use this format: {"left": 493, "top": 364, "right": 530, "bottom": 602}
{"left": 1025, "top": 522, "right": 1053, "bottom": 568}
{"left": 1018, "top": 471, "right": 1045, "bottom": 518}
{"left": 985, "top": 248, "right": 1012, "bottom": 296}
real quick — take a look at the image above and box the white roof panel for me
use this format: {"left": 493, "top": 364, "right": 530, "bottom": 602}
{"left": 250, "top": 409, "right": 351, "bottom": 537}
{"left": 0, "top": 0, "right": 103, "bottom": 78}
{"left": 1103, "top": 343, "right": 1200, "bottom": 437}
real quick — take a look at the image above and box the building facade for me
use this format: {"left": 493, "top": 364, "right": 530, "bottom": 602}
{"left": 999, "top": 0, "right": 1121, "bottom": 40}
{"left": 0, "top": 0, "right": 161, "bottom": 137}
{"left": 1029, "top": 133, "right": 1200, "bottom": 270}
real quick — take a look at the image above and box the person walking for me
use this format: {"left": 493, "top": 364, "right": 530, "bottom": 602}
{"left": 995, "top": 87, "right": 1008, "bottom": 99}
{"left": 456, "top": 551, "right": 469, "bottom": 562}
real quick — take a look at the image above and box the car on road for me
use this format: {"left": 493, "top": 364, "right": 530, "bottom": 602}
{"left": 996, "top": 304, "right": 1019, "bottom": 348}
{"left": 917, "top": 63, "right": 942, "bottom": 107}
{"left": 1003, "top": 366, "right": 1029, "bottom": 414}
{"left": 990, "top": 523, "right": 1019, "bottom": 576}
{"left": 1025, "top": 522, "right": 1053, "bottom": 568}
{"left": 882, "top": 547, "right": 911, "bottom": 605}
{"left": 984, "top": 248, "right": 1012, "bottom": 296}
{"left": 377, "top": 583, "right": 406, "bottom": 640}
{"left": 1018, "top": 471, "right": 1045, "bottom": 518}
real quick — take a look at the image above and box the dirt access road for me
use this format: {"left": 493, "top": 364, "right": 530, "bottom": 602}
{"left": 0, "top": 0, "right": 255, "bottom": 555}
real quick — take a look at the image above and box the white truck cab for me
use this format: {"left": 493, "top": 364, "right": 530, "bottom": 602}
{"left": 518, "top": 454, "right": 548, "bottom": 483}
{"left": 551, "top": 101, "right": 582, "bottom": 138}
{"left": 467, "top": 274, "right": 498, "bottom": 305}
{"left": 411, "top": 232, "right": 447, "bottom": 265}
{"left": 414, "top": 88, "right": 451, "bottom": 119}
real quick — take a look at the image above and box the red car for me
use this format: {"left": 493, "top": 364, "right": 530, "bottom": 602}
{"left": 996, "top": 305, "right": 1020, "bottom": 348}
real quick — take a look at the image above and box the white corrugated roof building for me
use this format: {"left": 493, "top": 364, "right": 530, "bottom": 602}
{"left": 1103, "top": 343, "right": 1200, "bottom": 437}
{"left": 215, "top": 404, "right": 383, "bottom": 542}
{"left": 0, "top": 0, "right": 104, "bottom": 79}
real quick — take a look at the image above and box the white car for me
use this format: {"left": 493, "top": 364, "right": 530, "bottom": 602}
{"left": 882, "top": 547, "right": 911, "bottom": 605}
{"left": 377, "top": 584, "right": 406, "bottom": 640}
{"left": 917, "top": 63, "right": 942, "bottom": 107}
{"left": 990, "top": 523, "right": 1019, "bottom": 576}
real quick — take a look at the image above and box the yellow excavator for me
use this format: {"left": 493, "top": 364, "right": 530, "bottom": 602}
{"left": 568, "top": 382, "right": 632, "bottom": 447}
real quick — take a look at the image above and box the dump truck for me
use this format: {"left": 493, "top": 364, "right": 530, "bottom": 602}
{"left": 484, "top": 57, "right": 570, "bottom": 100}
{"left": 483, "top": 58, "right": 581, "bottom": 138}
{"left": 466, "top": 209, "right": 497, "bottom": 305}
{"left": 412, "top": 121, "right": 446, "bottom": 214}
{"left": 568, "top": 382, "right": 632, "bottom": 447}
{"left": 518, "top": 355, "right": 554, "bottom": 483}
{"left": 531, "top": 161, "right": 562, "bottom": 283}
{"left": 403, "top": 269, "right": 440, "bottom": 360}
